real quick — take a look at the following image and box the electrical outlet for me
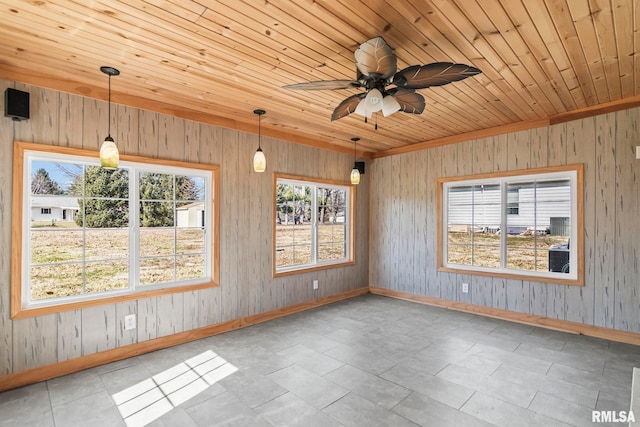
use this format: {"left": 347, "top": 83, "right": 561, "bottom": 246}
{"left": 462, "top": 283, "right": 469, "bottom": 294}
{"left": 124, "top": 314, "right": 136, "bottom": 331}
{"left": 313, "top": 279, "right": 319, "bottom": 290}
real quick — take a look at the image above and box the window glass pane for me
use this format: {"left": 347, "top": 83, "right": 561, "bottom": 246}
{"left": 293, "top": 246, "right": 312, "bottom": 265}
{"left": 176, "top": 175, "right": 205, "bottom": 202}
{"left": 447, "top": 184, "right": 500, "bottom": 267}
{"left": 85, "top": 261, "right": 129, "bottom": 293}
{"left": 140, "top": 228, "right": 175, "bottom": 257}
{"left": 140, "top": 201, "right": 175, "bottom": 227}
{"left": 275, "top": 246, "right": 293, "bottom": 268}
{"left": 85, "top": 229, "right": 129, "bottom": 261}
{"left": 317, "top": 187, "right": 347, "bottom": 262}
{"left": 472, "top": 234, "right": 501, "bottom": 268}
{"left": 84, "top": 167, "right": 129, "bottom": 198}
{"left": 539, "top": 178, "right": 571, "bottom": 274}
{"left": 31, "top": 228, "right": 84, "bottom": 264}
{"left": 140, "top": 257, "right": 175, "bottom": 285}
{"left": 140, "top": 172, "right": 174, "bottom": 201}
{"left": 177, "top": 202, "right": 205, "bottom": 228}
{"left": 176, "top": 228, "right": 205, "bottom": 255}
{"left": 82, "top": 198, "right": 129, "bottom": 228}
{"left": 30, "top": 263, "right": 83, "bottom": 300}
{"left": 177, "top": 255, "right": 205, "bottom": 281}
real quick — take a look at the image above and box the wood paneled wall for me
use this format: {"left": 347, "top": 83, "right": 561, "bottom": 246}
{"left": 0, "top": 79, "right": 369, "bottom": 376}
{"left": 370, "top": 107, "right": 640, "bottom": 333}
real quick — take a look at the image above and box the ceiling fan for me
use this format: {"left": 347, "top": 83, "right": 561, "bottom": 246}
{"left": 283, "top": 36, "right": 482, "bottom": 122}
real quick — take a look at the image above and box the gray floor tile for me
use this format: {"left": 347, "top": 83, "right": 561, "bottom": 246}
{"left": 528, "top": 391, "right": 594, "bottom": 427}
{"left": 491, "top": 364, "right": 598, "bottom": 408}
{"left": 392, "top": 391, "right": 495, "bottom": 427}
{"left": 0, "top": 408, "right": 54, "bottom": 427}
{"left": 99, "top": 362, "right": 155, "bottom": 395}
{"left": 452, "top": 354, "right": 502, "bottom": 376}
{"left": 323, "top": 342, "right": 398, "bottom": 375}
{"left": 219, "top": 368, "right": 288, "bottom": 408}
{"left": 380, "top": 363, "right": 474, "bottom": 409}
{"left": 546, "top": 362, "right": 629, "bottom": 396}
{"left": 323, "top": 392, "right": 419, "bottom": 427}
{"left": 254, "top": 392, "right": 344, "bottom": 427}
{"left": 466, "top": 343, "right": 552, "bottom": 374}
{"left": 277, "top": 343, "right": 344, "bottom": 376}
{"left": 47, "top": 369, "right": 106, "bottom": 406}
{"left": 437, "top": 364, "right": 535, "bottom": 408}
{"left": 51, "top": 389, "right": 126, "bottom": 427}
{"left": 515, "top": 343, "right": 606, "bottom": 374}
{"left": 185, "top": 391, "right": 270, "bottom": 427}
{"left": 324, "top": 364, "right": 412, "bottom": 409}
{"left": 148, "top": 407, "right": 199, "bottom": 427}
{"left": 267, "top": 364, "right": 348, "bottom": 409}
{"left": 461, "top": 392, "right": 572, "bottom": 427}
{"left": 0, "top": 383, "right": 54, "bottom": 427}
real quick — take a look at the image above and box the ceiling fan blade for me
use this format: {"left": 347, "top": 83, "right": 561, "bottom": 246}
{"left": 393, "top": 62, "right": 482, "bottom": 89}
{"left": 354, "top": 37, "right": 397, "bottom": 79}
{"left": 388, "top": 88, "right": 425, "bottom": 114}
{"left": 331, "top": 93, "right": 366, "bottom": 121}
{"left": 283, "top": 80, "right": 361, "bottom": 90}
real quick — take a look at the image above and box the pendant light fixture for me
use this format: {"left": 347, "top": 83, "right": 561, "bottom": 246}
{"left": 253, "top": 109, "right": 266, "bottom": 172}
{"left": 99, "top": 66, "right": 120, "bottom": 169}
{"left": 350, "top": 137, "right": 361, "bottom": 185}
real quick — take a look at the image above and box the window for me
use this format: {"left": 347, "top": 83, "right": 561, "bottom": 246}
{"left": 274, "top": 174, "right": 355, "bottom": 276}
{"left": 438, "top": 165, "right": 583, "bottom": 285}
{"left": 507, "top": 188, "right": 519, "bottom": 215}
{"left": 12, "top": 141, "right": 220, "bottom": 318}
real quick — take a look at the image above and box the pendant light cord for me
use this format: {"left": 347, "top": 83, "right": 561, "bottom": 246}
{"left": 258, "top": 113, "right": 261, "bottom": 150}
{"left": 107, "top": 74, "right": 111, "bottom": 137}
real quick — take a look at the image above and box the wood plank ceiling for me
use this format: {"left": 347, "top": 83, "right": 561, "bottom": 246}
{"left": 0, "top": 0, "right": 638, "bottom": 157}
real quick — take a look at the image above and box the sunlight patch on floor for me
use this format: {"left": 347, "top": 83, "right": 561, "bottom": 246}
{"left": 112, "top": 350, "right": 238, "bottom": 427}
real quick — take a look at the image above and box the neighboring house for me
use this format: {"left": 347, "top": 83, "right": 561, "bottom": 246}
{"left": 447, "top": 181, "right": 571, "bottom": 235}
{"left": 31, "top": 195, "right": 79, "bottom": 222}
{"left": 176, "top": 201, "right": 204, "bottom": 228}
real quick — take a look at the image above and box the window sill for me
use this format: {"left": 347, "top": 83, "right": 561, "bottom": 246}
{"left": 273, "top": 260, "right": 355, "bottom": 279}
{"left": 11, "top": 280, "right": 218, "bottom": 319}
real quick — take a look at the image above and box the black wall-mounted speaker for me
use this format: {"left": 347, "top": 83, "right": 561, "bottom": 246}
{"left": 5, "top": 88, "right": 30, "bottom": 121}
{"left": 355, "top": 161, "right": 365, "bottom": 175}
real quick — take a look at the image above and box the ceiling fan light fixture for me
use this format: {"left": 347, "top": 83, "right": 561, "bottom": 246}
{"left": 354, "top": 98, "right": 372, "bottom": 118}
{"left": 364, "top": 88, "right": 383, "bottom": 112}
{"left": 355, "top": 88, "right": 384, "bottom": 118}
{"left": 382, "top": 94, "right": 401, "bottom": 117}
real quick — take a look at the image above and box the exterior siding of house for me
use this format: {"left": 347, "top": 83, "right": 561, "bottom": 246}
{"left": 30, "top": 196, "right": 79, "bottom": 222}
{"left": 447, "top": 184, "right": 571, "bottom": 232}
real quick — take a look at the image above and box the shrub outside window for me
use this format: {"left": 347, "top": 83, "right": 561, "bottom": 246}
{"left": 438, "top": 165, "right": 583, "bottom": 285}
{"left": 12, "top": 142, "right": 219, "bottom": 318}
{"left": 274, "top": 174, "right": 355, "bottom": 276}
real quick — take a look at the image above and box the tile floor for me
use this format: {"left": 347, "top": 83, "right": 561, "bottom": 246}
{"left": 0, "top": 294, "right": 638, "bottom": 427}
